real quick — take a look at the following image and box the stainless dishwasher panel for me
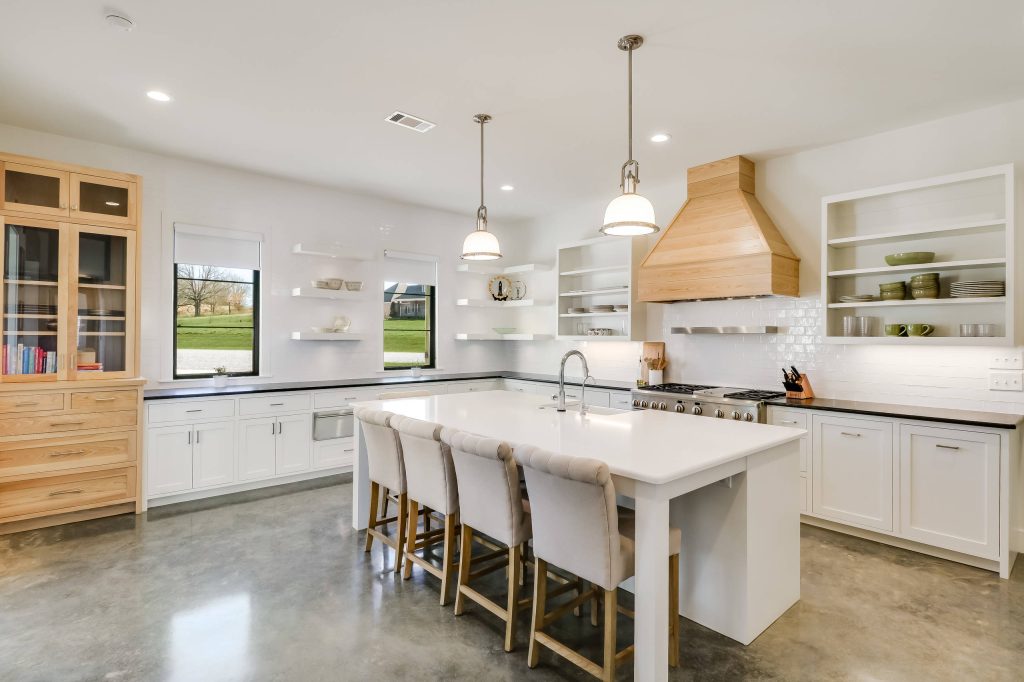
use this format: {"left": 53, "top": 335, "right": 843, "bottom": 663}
{"left": 313, "top": 409, "right": 354, "bottom": 441}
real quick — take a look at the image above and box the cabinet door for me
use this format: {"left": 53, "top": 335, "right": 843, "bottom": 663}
{"left": 68, "top": 225, "right": 135, "bottom": 379}
{"left": 2, "top": 163, "right": 69, "bottom": 217}
{"left": 312, "top": 437, "right": 354, "bottom": 470}
{"left": 899, "top": 425, "right": 1000, "bottom": 558}
{"left": 1, "top": 217, "right": 68, "bottom": 382}
{"left": 193, "top": 421, "right": 235, "bottom": 488}
{"left": 812, "top": 415, "right": 894, "bottom": 531}
{"left": 70, "top": 174, "right": 136, "bottom": 227}
{"left": 147, "top": 425, "right": 194, "bottom": 496}
{"left": 237, "top": 417, "right": 277, "bottom": 481}
{"left": 275, "top": 413, "right": 311, "bottom": 475}
{"left": 610, "top": 392, "right": 634, "bottom": 411}
{"left": 770, "top": 408, "right": 809, "bottom": 473}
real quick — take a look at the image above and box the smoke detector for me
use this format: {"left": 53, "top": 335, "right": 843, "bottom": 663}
{"left": 105, "top": 12, "right": 135, "bottom": 31}
{"left": 385, "top": 111, "right": 436, "bottom": 133}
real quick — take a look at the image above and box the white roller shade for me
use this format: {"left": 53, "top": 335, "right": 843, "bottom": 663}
{"left": 174, "top": 222, "right": 263, "bottom": 270}
{"left": 382, "top": 249, "right": 438, "bottom": 285}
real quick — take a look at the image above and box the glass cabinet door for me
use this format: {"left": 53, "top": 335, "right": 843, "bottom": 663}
{"left": 2, "top": 163, "right": 70, "bottom": 217}
{"left": 71, "top": 174, "right": 136, "bottom": 226}
{"left": 71, "top": 226, "right": 135, "bottom": 378}
{"left": 2, "top": 218, "right": 66, "bottom": 380}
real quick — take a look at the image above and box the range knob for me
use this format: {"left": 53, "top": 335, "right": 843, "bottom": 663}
{"left": 632, "top": 399, "right": 641, "bottom": 407}
{"left": 743, "top": 413, "right": 754, "bottom": 422}
{"left": 714, "top": 408, "right": 724, "bottom": 418}
{"left": 674, "top": 404, "right": 685, "bottom": 413}
{"left": 640, "top": 400, "right": 649, "bottom": 408}
{"left": 657, "top": 401, "right": 667, "bottom": 410}
{"left": 691, "top": 405, "right": 703, "bottom": 415}
{"left": 731, "top": 411, "right": 741, "bottom": 420}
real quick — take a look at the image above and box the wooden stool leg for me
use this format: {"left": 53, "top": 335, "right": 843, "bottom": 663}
{"left": 602, "top": 588, "right": 617, "bottom": 682}
{"left": 364, "top": 481, "right": 380, "bottom": 553}
{"left": 395, "top": 492, "right": 408, "bottom": 575}
{"left": 669, "top": 553, "right": 680, "bottom": 668}
{"left": 573, "top": 576, "right": 584, "bottom": 617}
{"left": 403, "top": 498, "right": 419, "bottom": 579}
{"left": 504, "top": 544, "right": 523, "bottom": 652}
{"left": 381, "top": 487, "right": 389, "bottom": 522}
{"left": 439, "top": 513, "right": 458, "bottom": 606}
{"left": 528, "top": 558, "right": 548, "bottom": 668}
{"left": 454, "top": 525, "right": 474, "bottom": 616}
{"left": 590, "top": 581, "right": 600, "bottom": 627}
{"left": 423, "top": 506, "right": 431, "bottom": 532}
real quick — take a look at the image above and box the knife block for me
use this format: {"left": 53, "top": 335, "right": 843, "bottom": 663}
{"left": 786, "top": 374, "right": 815, "bottom": 400}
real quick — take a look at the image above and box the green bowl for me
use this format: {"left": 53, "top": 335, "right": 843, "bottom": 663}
{"left": 885, "top": 252, "right": 935, "bottom": 266}
{"left": 879, "top": 281, "right": 907, "bottom": 290}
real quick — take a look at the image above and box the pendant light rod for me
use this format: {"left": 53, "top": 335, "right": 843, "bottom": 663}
{"left": 474, "top": 113, "right": 491, "bottom": 228}
{"left": 462, "top": 113, "right": 501, "bottom": 260}
{"left": 617, "top": 35, "right": 643, "bottom": 192}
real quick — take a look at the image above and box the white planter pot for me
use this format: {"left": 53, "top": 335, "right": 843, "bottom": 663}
{"left": 648, "top": 369, "right": 664, "bottom": 385}
{"left": 212, "top": 375, "right": 229, "bottom": 388}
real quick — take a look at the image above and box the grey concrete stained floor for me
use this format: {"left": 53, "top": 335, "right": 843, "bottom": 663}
{"left": 1, "top": 477, "right": 1022, "bottom": 681}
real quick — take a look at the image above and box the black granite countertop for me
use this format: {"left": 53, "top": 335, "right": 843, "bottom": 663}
{"left": 143, "top": 371, "right": 636, "bottom": 401}
{"left": 767, "top": 397, "right": 1023, "bottom": 430}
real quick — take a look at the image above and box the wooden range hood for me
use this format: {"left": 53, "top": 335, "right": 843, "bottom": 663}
{"left": 637, "top": 155, "right": 799, "bottom": 302}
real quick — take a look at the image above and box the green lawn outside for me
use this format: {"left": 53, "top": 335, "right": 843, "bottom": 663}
{"left": 176, "top": 313, "right": 254, "bottom": 350}
{"left": 383, "top": 318, "right": 429, "bottom": 353}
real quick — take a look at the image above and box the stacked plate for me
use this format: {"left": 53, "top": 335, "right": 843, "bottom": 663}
{"left": 839, "top": 294, "right": 875, "bottom": 303}
{"left": 568, "top": 306, "right": 587, "bottom": 314}
{"left": 613, "top": 304, "right": 629, "bottom": 312}
{"left": 589, "top": 304, "right": 615, "bottom": 313}
{"left": 950, "top": 280, "right": 1005, "bottom": 298}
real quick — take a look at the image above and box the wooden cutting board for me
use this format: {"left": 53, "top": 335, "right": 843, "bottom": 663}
{"left": 641, "top": 341, "right": 665, "bottom": 384}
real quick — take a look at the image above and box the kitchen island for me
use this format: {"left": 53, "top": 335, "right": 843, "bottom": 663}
{"left": 351, "top": 391, "right": 805, "bottom": 680}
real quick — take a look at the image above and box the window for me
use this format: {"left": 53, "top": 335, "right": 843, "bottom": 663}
{"left": 171, "top": 222, "right": 263, "bottom": 379}
{"left": 383, "top": 282, "right": 435, "bottom": 369}
{"left": 174, "top": 265, "right": 259, "bottom": 378}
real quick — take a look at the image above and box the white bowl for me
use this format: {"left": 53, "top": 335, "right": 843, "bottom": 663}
{"left": 344, "top": 281, "right": 364, "bottom": 291}
{"left": 311, "top": 279, "right": 343, "bottom": 290}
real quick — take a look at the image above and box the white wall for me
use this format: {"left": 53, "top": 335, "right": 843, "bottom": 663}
{"left": 0, "top": 123, "right": 516, "bottom": 388}
{"left": 514, "top": 98, "right": 1024, "bottom": 413}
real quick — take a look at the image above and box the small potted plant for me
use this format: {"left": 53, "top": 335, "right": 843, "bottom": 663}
{"left": 212, "top": 366, "right": 230, "bottom": 388}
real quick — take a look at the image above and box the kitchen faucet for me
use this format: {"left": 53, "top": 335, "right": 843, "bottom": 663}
{"left": 557, "top": 350, "right": 592, "bottom": 413}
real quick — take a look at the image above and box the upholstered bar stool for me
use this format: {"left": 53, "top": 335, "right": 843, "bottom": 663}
{"left": 375, "top": 390, "right": 433, "bottom": 523}
{"left": 354, "top": 407, "right": 408, "bottom": 574}
{"left": 516, "top": 445, "right": 681, "bottom": 681}
{"left": 391, "top": 415, "right": 460, "bottom": 605}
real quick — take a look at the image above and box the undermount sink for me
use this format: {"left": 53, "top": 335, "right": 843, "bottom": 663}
{"left": 537, "top": 402, "right": 622, "bottom": 416}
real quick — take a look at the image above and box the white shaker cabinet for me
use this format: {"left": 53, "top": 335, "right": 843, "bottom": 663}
{"left": 770, "top": 408, "right": 809, "bottom": 512}
{"left": 899, "top": 424, "right": 1000, "bottom": 559}
{"left": 193, "top": 421, "right": 235, "bottom": 488}
{"left": 812, "top": 414, "right": 894, "bottom": 532}
{"left": 276, "top": 413, "right": 311, "bottom": 475}
{"left": 148, "top": 425, "right": 194, "bottom": 496}
{"left": 237, "top": 417, "right": 278, "bottom": 481}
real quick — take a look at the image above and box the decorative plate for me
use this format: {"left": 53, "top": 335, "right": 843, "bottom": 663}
{"left": 488, "top": 275, "right": 512, "bottom": 301}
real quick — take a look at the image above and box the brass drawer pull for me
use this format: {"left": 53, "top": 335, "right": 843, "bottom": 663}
{"left": 51, "top": 421, "right": 86, "bottom": 427}
{"left": 840, "top": 431, "right": 861, "bottom": 437}
{"left": 936, "top": 444, "right": 961, "bottom": 450}
{"left": 49, "top": 449, "right": 87, "bottom": 457}
{"left": 14, "top": 401, "right": 39, "bottom": 407}
{"left": 48, "top": 488, "right": 83, "bottom": 497}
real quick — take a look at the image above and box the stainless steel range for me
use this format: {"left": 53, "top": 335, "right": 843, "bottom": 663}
{"left": 631, "top": 383, "right": 785, "bottom": 423}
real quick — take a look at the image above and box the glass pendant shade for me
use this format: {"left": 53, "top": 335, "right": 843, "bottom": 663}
{"left": 601, "top": 191, "right": 658, "bottom": 236}
{"left": 461, "top": 227, "right": 502, "bottom": 260}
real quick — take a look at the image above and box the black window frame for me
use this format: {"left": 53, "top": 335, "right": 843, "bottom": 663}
{"left": 173, "top": 264, "right": 260, "bottom": 379}
{"left": 383, "top": 283, "right": 436, "bottom": 371}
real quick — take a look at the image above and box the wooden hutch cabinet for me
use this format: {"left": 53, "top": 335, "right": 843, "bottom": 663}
{"left": 0, "top": 152, "right": 143, "bottom": 533}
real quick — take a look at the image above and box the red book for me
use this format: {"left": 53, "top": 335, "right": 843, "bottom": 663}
{"left": 36, "top": 347, "right": 43, "bottom": 374}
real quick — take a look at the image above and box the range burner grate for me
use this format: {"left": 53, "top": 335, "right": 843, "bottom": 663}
{"left": 722, "top": 389, "right": 786, "bottom": 401}
{"left": 646, "top": 383, "right": 719, "bottom": 394}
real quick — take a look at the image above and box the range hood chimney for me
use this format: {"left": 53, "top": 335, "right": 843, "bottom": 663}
{"left": 637, "top": 155, "right": 799, "bottom": 302}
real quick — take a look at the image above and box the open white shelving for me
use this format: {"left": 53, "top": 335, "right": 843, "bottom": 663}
{"left": 290, "top": 287, "right": 365, "bottom": 300}
{"left": 556, "top": 236, "right": 645, "bottom": 341}
{"left": 454, "top": 261, "right": 552, "bottom": 342}
{"left": 455, "top": 262, "right": 549, "bottom": 275}
{"left": 456, "top": 298, "right": 540, "bottom": 308}
{"left": 292, "top": 242, "right": 372, "bottom": 260}
{"left": 822, "top": 164, "right": 1014, "bottom": 345}
{"left": 454, "top": 333, "right": 552, "bottom": 341}
{"left": 290, "top": 332, "right": 365, "bottom": 341}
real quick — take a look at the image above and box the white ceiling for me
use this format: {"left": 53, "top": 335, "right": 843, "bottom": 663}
{"left": 2, "top": 0, "right": 1024, "bottom": 222}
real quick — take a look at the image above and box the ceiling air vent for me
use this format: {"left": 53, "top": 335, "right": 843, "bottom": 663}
{"left": 385, "top": 111, "right": 436, "bottom": 133}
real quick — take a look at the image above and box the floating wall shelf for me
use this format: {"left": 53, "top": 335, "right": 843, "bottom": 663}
{"left": 292, "top": 243, "right": 372, "bottom": 260}
{"left": 290, "top": 332, "right": 365, "bottom": 341}
{"left": 456, "top": 263, "right": 550, "bottom": 275}
{"left": 454, "top": 333, "right": 552, "bottom": 341}
{"left": 455, "top": 298, "right": 542, "bottom": 308}
{"left": 290, "top": 287, "right": 365, "bottom": 300}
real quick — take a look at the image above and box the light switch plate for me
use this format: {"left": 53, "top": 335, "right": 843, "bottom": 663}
{"left": 989, "top": 370, "right": 1024, "bottom": 391}
{"left": 989, "top": 350, "right": 1024, "bottom": 370}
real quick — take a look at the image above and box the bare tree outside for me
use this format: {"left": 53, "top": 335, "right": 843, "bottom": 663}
{"left": 226, "top": 281, "right": 250, "bottom": 314}
{"left": 176, "top": 265, "right": 228, "bottom": 317}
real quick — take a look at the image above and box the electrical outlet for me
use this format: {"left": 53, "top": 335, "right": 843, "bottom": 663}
{"left": 989, "top": 370, "right": 1024, "bottom": 391}
{"left": 989, "top": 350, "right": 1024, "bottom": 370}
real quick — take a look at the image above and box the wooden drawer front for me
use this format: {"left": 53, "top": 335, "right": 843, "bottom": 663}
{"left": 0, "top": 392, "right": 64, "bottom": 413}
{"left": 238, "top": 392, "right": 311, "bottom": 416}
{"left": 0, "top": 434, "right": 135, "bottom": 478}
{"left": 0, "top": 410, "right": 137, "bottom": 437}
{"left": 71, "top": 390, "right": 137, "bottom": 412}
{"left": 147, "top": 399, "right": 235, "bottom": 424}
{"left": 0, "top": 467, "right": 136, "bottom": 520}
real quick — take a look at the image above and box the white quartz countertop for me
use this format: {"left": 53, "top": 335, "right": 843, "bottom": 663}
{"left": 353, "top": 390, "right": 805, "bottom": 485}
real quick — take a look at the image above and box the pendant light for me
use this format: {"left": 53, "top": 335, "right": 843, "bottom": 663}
{"left": 461, "top": 114, "right": 502, "bottom": 260}
{"left": 600, "top": 35, "right": 659, "bottom": 237}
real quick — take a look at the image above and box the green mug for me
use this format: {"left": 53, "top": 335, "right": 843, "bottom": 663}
{"left": 907, "top": 323, "right": 934, "bottom": 337}
{"left": 884, "top": 323, "right": 908, "bottom": 337}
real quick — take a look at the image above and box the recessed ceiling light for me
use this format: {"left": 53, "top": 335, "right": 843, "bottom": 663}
{"left": 105, "top": 201, "right": 121, "bottom": 207}
{"left": 147, "top": 90, "right": 172, "bottom": 102}
{"left": 650, "top": 133, "right": 671, "bottom": 143}
{"left": 500, "top": 185, "right": 515, "bottom": 191}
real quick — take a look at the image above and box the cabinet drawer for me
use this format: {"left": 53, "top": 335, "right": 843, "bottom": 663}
{"left": 238, "top": 392, "right": 311, "bottom": 416}
{"left": 770, "top": 408, "right": 808, "bottom": 430}
{"left": 147, "top": 399, "right": 235, "bottom": 424}
{"left": 0, "top": 466, "right": 136, "bottom": 521}
{"left": 610, "top": 392, "right": 634, "bottom": 410}
{"left": 71, "top": 390, "right": 137, "bottom": 412}
{"left": 0, "top": 433, "right": 136, "bottom": 478}
{"left": 0, "top": 409, "right": 137, "bottom": 437}
{"left": 314, "top": 389, "right": 374, "bottom": 409}
{"left": 0, "top": 392, "right": 64, "bottom": 413}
